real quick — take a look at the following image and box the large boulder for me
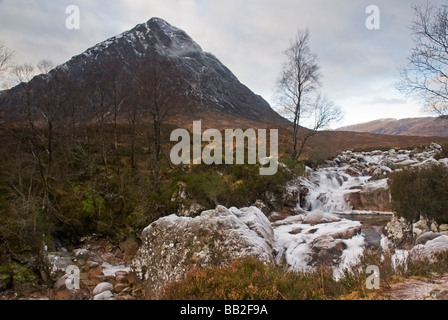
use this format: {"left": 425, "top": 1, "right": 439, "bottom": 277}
{"left": 344, "top": 184, "right": 391, "bottom": 212}
{"left": 410, "top": 235, "right": 448, "bottom": 260}
{"left": 131, "top": 206, "right": 274, "bottom": 298}
{"left": 415, "top": 231, "right": 448, "bottom": 246}
{"left": 310, "top": 235, "right": 347, "bottom": 266}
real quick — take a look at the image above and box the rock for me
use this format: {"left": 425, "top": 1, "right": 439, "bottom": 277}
{"left": 115, "top": 275, "right": 129, "bottom": 284}
{"left": 430, "top": 142, "right": 442, "bottom": 151}
{"left": 344, "top": 192, "right": 362, "bottom": 210}
{"left": 355, "top": 185, "right": 391, "bottom": 212}
{"left": 380, "top": 159, "right": 395, "bottom": 170}
{"left": 303, "top": 210, "right": 341, "bottom": 225}
{"left": 328, "top": 225, "right": 362, "bottom": 240}
{"left": 253, "top": 199, "right": 270, "bottom": 215}
{"left": 419, "top": 158, "right": 439, "bottom": 169}
{"left": 345, "top": 166, "right": 361, "bottom": 177}
{"left": 430, "top": 289, "right": 448, "bottom": 300}
{"left": 73, "top": 249, "right": 90, "bottom": 260}
{"left": 311, "top": 235, "right": 347, "bottom": 266}
{"left": 439, "top": 158, "right": 448, "bottom": 167}
{"left": 283, "top": 186, "right": 299, "bottom": 208}
{"left": 131, "top": 205, "right": 274, "bottom": 298}
{"left": 114, "top": 283, "right": 128, "bottom": 293}
{"left": 415, "top": 232, "right": 442, "bottom": 245}
{"left": 370, "top": 166, "right": 392, "bottom": 180}
{"left": 46, "top": 253, "right": 75, "bottom": 278}
{"left": 413, "top": 217, "right": 431, "bottom": 239}
{"left": 115, "top": 270, "right": 128, "bottom": 277}
{"left": 289, "top": 228, "right": 302, "bottom": 235}
{"left": 410, "top": 235, "right": 448, "bottom": 259}
{"left": 264, "top": 191, "right": 281, "bottom": 211}
{"left": 93, "top": 290, "right": 115, "bottom": 300}
{"left": 92, "top": 282, "right": 114, "bottom": 295}
{"left": 299, "top": 186, "right": 310, "bottom": 209}
{"left": 385, "top": 215, "right": 413, "bottom": 247}
{"left": 440, "top": 224, "right": 448, "bottom": 232}
{"left": 53, "top": 274, "right": 70, "bottom": 291}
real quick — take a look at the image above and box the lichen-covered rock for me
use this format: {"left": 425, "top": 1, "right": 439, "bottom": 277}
{"left": 384, "top": 215, "right": 413, "bottom": 248}
{"left": 130, "top": 205, "right": 274, "bottom": 298}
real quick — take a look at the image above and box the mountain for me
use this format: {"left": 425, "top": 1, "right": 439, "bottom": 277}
{"left": 0, "top": 17, "right": 288, "bottom": 128}
{"left": 336, "top": 117, "right": 448, "bottom": 137}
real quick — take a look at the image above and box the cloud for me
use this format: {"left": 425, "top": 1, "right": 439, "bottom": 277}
{"left": 0, "top": 0, "right": 446, "bottom": 126}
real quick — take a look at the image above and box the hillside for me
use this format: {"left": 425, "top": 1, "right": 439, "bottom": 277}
{"left": 336, "top": 117, "right": 448, "bottom": 137}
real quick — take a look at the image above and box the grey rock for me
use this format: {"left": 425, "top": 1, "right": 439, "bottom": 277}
{"left": 131, "top": 205, "right": 274, "bottom": 298}
{"left": 93, "top": 290, "right": 115, "bottom": 300}
{"left": 92, "top": 282, "right": 114, "bottom": 295}
{"left": 415, "top": 232, "right": 441, "bottom": 245}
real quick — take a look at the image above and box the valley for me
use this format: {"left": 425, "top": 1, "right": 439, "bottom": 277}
{"left": 1, "top": 15, "right": 448, "bottom": 302}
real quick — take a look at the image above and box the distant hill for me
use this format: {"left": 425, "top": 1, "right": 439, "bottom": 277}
{"left": 336, "top": 117, "right": 448, "bottom": 137}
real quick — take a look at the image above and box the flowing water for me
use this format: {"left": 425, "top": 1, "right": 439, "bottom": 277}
{"left": 336, "top": 213, "right": 391, "bottom": 249}
{"left": 276, "top": 146, "right": 443, "bottom": 273}
{"left": 297, "top": 153, "right": 395, "bottom": 249}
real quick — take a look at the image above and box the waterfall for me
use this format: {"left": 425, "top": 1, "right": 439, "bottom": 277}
{"left": 299, "top": 168, "right": 370, "bottom": 214}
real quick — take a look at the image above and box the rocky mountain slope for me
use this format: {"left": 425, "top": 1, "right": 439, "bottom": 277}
{"left": 0, "top": 17, "right": 288, "bottom": 128}
{"left": 336, "top": 117, "right": 448, "bottom": 137}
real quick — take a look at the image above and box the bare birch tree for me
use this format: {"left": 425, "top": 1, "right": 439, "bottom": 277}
{"left": 398, "top": 3, "right": 448, "bottom": 116}
{"left": 276, "top": 29, "right": 342, "bottom": 159}
{"left": 0, "top": 40, "right": 15, "bottom": 88}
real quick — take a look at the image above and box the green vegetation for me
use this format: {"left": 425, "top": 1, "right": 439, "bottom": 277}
{"left": 0, "top": 123, "right": 304, "bottom": 260}
{"left": 175, "top": 159, "right": 304, "bottom": 210}
{"left": 0, "top": 261, "right": 39, "bottom": 294}
{"left": 388, "top": 164, "right": 448, "bottom": 224}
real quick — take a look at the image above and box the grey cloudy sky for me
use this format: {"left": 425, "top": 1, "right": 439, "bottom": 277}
{"left": 0, "top": 0, "right": 445, "bottom": 128}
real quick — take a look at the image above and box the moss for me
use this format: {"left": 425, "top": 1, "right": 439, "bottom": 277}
{"left": 0, "top": 261, "right": 37, "bottom": 283}
{"left": 0, "top": 261, "right": 39, "bottom": 295}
